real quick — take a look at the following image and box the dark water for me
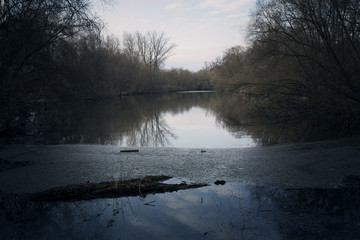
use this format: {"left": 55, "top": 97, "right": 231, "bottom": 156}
{"left": 1, "top": 92, "right": 359, "bottom": 239}
{"left": 1, "top": 181, "right": 359, "bottom": 240}
{"left": 21, "top": 91, "right": 257, "bottom": 147}
{"left": 3, "top": 91, "right": 352, "bottom": 146}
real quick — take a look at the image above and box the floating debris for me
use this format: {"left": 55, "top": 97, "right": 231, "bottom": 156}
{"left": 120, "top": 149, "right": 139, "bottom": 152}
{"left": 214, "top": 180, "right": 226, "bottom": 185}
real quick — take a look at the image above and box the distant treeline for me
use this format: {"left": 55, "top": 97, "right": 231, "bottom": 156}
{"left": 0, "top": 0, "right": 211, "bottom": 136}
{"left": 207, "top": 0, "right": 360, "bottom": 135}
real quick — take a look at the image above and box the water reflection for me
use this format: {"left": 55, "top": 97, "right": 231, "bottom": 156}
{"left": 1, "top": 182, "right": 359, "bottom": 240}
{"left": 163, "top": 107, "right": 255, "bottom": 148}
{"left": 18, "top": 93, "right": 216, "bottom": 145}
{"left": 5, "top": 92, "right": 257, "bottom": 147}
{"left": 121, "top": 107, "right": 177, "bottom": 147}
{"left": 3, "top": 91, "right": 356, "bottom": 146}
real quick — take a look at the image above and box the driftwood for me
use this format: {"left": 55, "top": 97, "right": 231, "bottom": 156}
{"left": 120, "top": 149, "right": 139, "bottom": 152}
{"left": 31, "top": 176, "right": 208, "bottom": 202}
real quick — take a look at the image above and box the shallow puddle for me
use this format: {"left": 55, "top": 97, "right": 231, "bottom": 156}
{"left": 1, "top": 181, "right": 359, "bottom": 240}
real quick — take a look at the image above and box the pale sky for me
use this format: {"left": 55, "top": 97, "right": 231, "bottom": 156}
{"left": 96, "top": 0, "right": 257, "bottom": 71}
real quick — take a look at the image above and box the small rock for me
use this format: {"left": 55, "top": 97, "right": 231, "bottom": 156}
{"left": 214, "top": 180, "right": 226, "bottom": 185}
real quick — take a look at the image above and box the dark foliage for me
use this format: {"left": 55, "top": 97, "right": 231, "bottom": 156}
{"left": 0, "top": 1, "right": 213, "bottom": 137}
{"left": 208, "top": 0, "right": 360, "bottom": 137}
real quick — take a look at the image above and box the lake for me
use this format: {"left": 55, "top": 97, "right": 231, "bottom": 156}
{"left": 119, "top": 98, "right": 256, "bottom": 148}
{"left": 1, "top": 91, "right": 360, "bottom": 239}
{"left": 22, "top": 91, "right": 258, "bottom": 147}
{"left": 4, "top": 91, "right": 339, "bottom": 146}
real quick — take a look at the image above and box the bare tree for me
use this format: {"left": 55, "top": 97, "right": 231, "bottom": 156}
{"left": 148, "top": 31, "right": 177, "bottom": 72}
{"left": 248, "top": 0, "right": 360, "bottom": 103}
{"left": 122, "top": 32, "right": 139, "bottom": 63}
{"left": 122, "top": 31, "right": 176, "bottom": 72}
{"left": 207, "top": 0, "right": 360, "bottom": 134}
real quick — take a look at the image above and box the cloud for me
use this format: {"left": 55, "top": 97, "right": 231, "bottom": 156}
{"left": 227, "top": 13, "right": 247, "bottom": 18}
{"left": 165, "top": 0, "right": 185, "bottom": 9}
{"left": 208, "top": 10, "right": 221, "bottom": 15}
{"left": 197, "top": 0, "right": 254, "bottom": 13}
{"left": 141, "top": 19, "right": 151, "bottom": 25}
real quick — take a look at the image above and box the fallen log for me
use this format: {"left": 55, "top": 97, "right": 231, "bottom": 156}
{"left": 120, "top": 149, "right": 139, "bottom": 152}
{"left": 31, "top": 176, "right": 208, "bottom": 202}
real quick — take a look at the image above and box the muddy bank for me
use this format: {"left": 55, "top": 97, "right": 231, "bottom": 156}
{"left": 0, "top": 137, "right": 359, "bottom": 193}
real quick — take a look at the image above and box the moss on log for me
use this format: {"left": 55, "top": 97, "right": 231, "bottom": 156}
{"left": 31, "top": 176, "right": 208, "bottom": 202}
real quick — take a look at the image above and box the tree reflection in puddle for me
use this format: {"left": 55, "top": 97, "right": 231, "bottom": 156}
{"left": 1, "top": 182, "right": 359, "bottom": 240}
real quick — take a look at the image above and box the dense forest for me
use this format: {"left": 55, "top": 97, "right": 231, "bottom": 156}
{"left": 207, "top": 0, "right": 360, "bottom": 137}
{"left": 1, "top": 0, "right": 360, "bottom": 139}
{"left": 0, "top": 0, "right": 211, "bottom": 136}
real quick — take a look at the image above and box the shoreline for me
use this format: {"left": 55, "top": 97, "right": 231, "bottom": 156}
{"left": 0, "top": 136, "right": 359, "bottom": 194}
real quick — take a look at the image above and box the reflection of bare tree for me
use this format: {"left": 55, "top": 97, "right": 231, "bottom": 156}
{"left": 125, "top": 110, "right": 177, "bottom": 147}
{"left": 29, "top": 92, "right": 201, "bottom": 145}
